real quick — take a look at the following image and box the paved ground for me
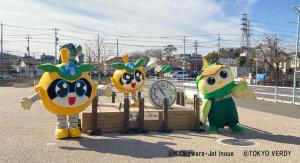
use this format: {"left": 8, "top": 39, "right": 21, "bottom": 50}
{"left": 1, "top": 87, "right": 300, "bottom": 163}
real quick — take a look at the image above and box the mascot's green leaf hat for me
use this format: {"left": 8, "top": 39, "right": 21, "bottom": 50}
{"left": 37, "top": 48, "right": 93, "bottom": 80}
{"left": 111, "top": 55, "right": 145, "bottom": 74}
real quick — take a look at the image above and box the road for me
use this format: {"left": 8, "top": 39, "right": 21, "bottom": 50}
{"left": 250, "top": 85, "right": 300, "bottom": 103}
{"left": 0, "top": 87, "right": 300, "bottom": 163}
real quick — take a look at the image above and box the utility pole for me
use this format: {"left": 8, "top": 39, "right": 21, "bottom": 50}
{"left": 116, "top": 37, "right": 119, "bottom": 57}
{"left": 194, "top": 40, "right": 198, "bottom": 71}
{"left": 26, "top": 35, "right": 33, "bottom": 80}
{"left": 97, "top": 34, "right": 101, "bottom": 83}
{"left": 183, "top": 36, "right": 186, "bottom": 55}
{"left": 217, "top": 33, "right": 220, "bottom": 56}
{"left": 194, "top": 40, "right": 198, "bottom": 55}
{"left": 26, "top": 35, "right": 32, "bottom": 56}
{"left": 52, "top": 28, "right": 59, "bottom": 64}
{"left": 293, "top": 6, "right": 300, "bottom": 105}
{"left": 0, "top": 21, "right": 3, "bottom": 73}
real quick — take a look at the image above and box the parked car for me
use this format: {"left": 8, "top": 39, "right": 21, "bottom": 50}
{"left": 187, "top": 71, "right": 200, "bottom": 78}
{"left": 170, "top": 71, "right": 189, "bottom": 79}
{"left": 0, "top": 73, "right": 13, "bottom": 79}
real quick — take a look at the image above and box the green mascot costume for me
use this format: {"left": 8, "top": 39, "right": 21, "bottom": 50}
{"left": 196, "top": 58, "right": 256, "bottom": 133}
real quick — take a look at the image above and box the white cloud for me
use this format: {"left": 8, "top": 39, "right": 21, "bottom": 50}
{"left": 0, "top": 0, "right": 258, "bottom": 57}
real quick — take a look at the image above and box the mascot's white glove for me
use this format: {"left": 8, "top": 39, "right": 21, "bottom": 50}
{"left": 20, "top": 97, "right": 33, "bottom": 110}
{"left": 97, "top": 85, "right": 113, "bottom": 97}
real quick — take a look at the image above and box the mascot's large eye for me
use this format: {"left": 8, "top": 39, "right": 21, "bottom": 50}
{"left": 55, "top": 81, "right": 69, "bottom": 98}
{"left": 206, "top": 77, "right": 215, "bottom": 85}
{"left": 220, "top": 70, "right": 228, "bottom": 79}
{"left": 75, "top": 80, "right": 87, "bottom": 96}
{"left": 135, "top": 70, "right": 143, "bottom": 82}
{"left": 122, "top": 73, "right": 133, "bottom": 84}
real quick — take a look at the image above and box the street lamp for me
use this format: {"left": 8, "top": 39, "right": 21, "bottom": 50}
{"left": 293, "top": 6, "right": 300, "bottom": 105}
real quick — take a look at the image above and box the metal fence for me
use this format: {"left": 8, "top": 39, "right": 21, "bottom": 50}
{"left": 146, "top": 77, "right": 300, "bottom": 105}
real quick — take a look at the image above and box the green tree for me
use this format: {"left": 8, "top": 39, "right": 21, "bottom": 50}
{"left": 164, "top": 45, "right": 177, "bottom": 61}
{"left": 205, "top": 51, "right": 219, "bottom": 64}
{"left": 239, "top": 56, "right": 247, "bottom": 66}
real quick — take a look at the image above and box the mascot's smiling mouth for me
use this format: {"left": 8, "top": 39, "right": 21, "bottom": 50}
{"left": 68, "top": 97, "right": 76, "bottom": 105}
{"left": 131, "top": 82, "right": 136, "bottom": 88}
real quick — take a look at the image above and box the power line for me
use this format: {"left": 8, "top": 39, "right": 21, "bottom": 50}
{"left": 3, "top": 23, "right": 52, "bottom": 31}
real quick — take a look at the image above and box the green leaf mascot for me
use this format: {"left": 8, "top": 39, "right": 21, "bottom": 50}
{"left": 196, "top": 58, "right": 256, "bottom": 133}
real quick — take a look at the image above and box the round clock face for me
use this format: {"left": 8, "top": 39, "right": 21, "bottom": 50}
{"left": 149, "top": 80, "right": 176, "bottom": 109}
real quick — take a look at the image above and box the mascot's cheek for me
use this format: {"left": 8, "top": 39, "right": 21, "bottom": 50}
{"left": 52, "top": 96, "right": 89, "bottom": 107}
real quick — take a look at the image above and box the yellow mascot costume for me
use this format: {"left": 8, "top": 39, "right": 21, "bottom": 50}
{"left": 20, "top": 48, "right": 112, "bottom": 139}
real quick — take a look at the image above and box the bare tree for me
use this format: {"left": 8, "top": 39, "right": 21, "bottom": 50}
{"left": 145, "top": 49, "right": 163, "bottom": 60}
{"left": 84, "top": 35, "right": 115, "bottom": 81}
{"left": 256, "top": 35, "right": 287, "bottom": 86}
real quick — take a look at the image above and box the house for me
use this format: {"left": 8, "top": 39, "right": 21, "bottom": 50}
{"left": 229, "top": 66, "right": 253, "bottom": 78}
{"left": 15, "top": 54, "right": 40, "bottom": 77}
{"left": 219, "top": 58, "right": 238, "bottom": 67}
{"left": 40, "top": 53, "right": 55, "bottom": 64}
{"left": 0, "top": 53, "right": 20, "bottom": 73}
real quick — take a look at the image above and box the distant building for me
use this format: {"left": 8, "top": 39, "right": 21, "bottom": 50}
{"left": 40, "top": 53, "right": 55, "bottom": 64}
{"left": 219, "top": 58, "right": 238, "bottom": 67}
{"left": 0, "top": 53, "right": 20, "bottom": 72}
{"left": 15, "top": 54, "right": 40, "bottom": 77}
{"left": 230, "top": 66, "right": 253, "bottom": 78}
{"left": 175, "top": 53, "right": 202, "bottom": 71}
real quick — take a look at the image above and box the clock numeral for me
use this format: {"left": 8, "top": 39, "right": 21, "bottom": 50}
{"left": 153, "top": 87, "right": 158, "bottom": 91}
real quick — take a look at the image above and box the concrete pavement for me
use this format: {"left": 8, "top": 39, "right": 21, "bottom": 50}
{"left": 0, "top": 87, "right": 300, "bottom": 163}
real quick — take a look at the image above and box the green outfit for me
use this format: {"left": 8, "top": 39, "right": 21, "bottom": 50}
{"left": 204, "top": 82, "right": 239, "bottom": 128}
{"left": 208, "top": 96, "right": 239, "bottom": 128}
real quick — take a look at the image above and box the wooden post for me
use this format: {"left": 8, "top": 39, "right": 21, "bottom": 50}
{"left": 193, "top": 94, "right": 197, "bottom": 110}
{"left": 87, "top": 96, "right": 102, "bottom": 135}
{"left": 180, "top": 92, "right": 185, "bottom": 106}
{"left": 137, "top": 98, "right": 148, "bottom": 133}
{"left": 112, "top": 92, "right": 116, "bottom": 103}
{"left": 191, "top": 97, "right": 204, "bottom": 133}
{"left": 176, "top": 92, "right": 180, "bottom": 105}
{"left": 121, "top": 97, "right": 130, "bottom": 134}
{"left": 159, "top": 70, "right": 164, "bottom": 79}
{"left": 138, "top": 91, "right": 141, "bottom": 100}
{"left": 158, "top": 98, "right": 172, "bottom": 133}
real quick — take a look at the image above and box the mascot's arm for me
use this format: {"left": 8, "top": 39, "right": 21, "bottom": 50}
{"left": 20, "top": 93, "right": 40, "bottom": 110}
{"left": 231, "top": 81, "right": 256, "bottom": 100}
{"left": 97, "top": 85, "right": 113, "bottom": 97}
{"left": 200, "top": 99, "right": 212, "bottom": 124}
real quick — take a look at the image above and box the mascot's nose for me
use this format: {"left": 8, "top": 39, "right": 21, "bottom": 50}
{"left": 68, "top": 97, "right": 76, "bottom": 105}
{"left": 218, "top": 81, "right": 223, "bottom": 85}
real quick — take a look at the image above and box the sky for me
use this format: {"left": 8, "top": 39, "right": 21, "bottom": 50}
{"left": 0, "top": 0, "right": 300, "bottom": 58}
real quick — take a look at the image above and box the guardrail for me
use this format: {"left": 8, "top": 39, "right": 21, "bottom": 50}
{"left": 146, "top": 78, "right": 300, "bottom": 105}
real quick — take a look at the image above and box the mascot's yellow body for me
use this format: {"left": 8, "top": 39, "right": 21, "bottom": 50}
{"left": 111, "top": 55, "right": 145, "bottom": 106}
{"left": 20, "top": 48, "right": 112, "bottom": 139}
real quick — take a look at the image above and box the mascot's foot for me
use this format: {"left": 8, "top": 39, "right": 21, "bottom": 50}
{"left": 134, "top": 101, "right": 140, "bottom": 107}
{"left": 130, "top": 100, "right": 140, "bottom": 107}
{"left": 231, "top": 124, "right": 245, "bottom": 134}
{"left": 55, "top": 128, "right": 69, "bottom": 139}
{"left": 69, "top": 128, "right": 81, "bottom": 138}
{"left": 208, "top": 126, "right": 219, "bottom": 133}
